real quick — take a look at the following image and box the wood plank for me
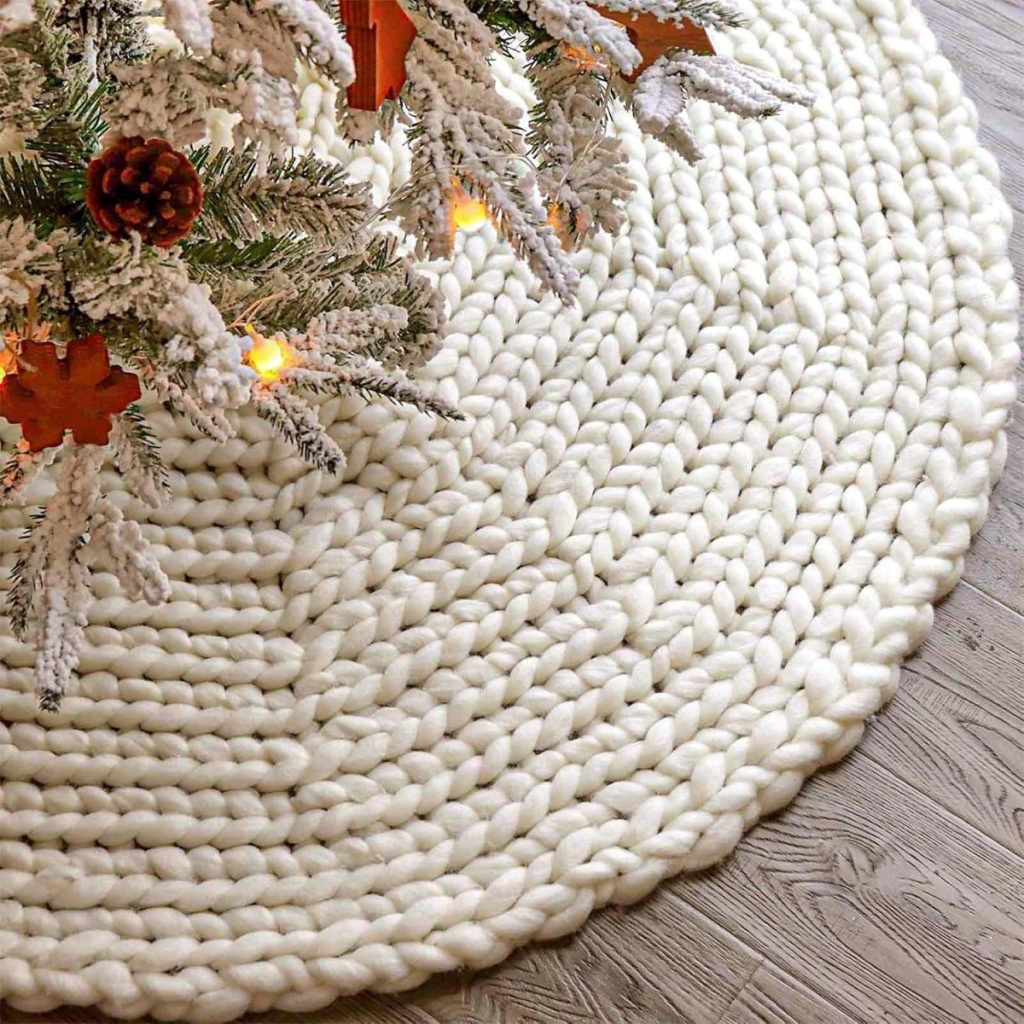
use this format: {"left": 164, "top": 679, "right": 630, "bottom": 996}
{"left": 0, "top": 995, "right": 440, "bottom": 1024}
{"left": 673, "top": 755, "right": 1024, "bottom": 1024}
{"left": 297, "top": 995, "right": 439, "bottom": 1024}
{"left": 902, "top": 580, "right": 1024, "bottom": 727}
{"left": 318, "top": 995, "right": 440, "bottom": 1024}
{"left": 858, "top": 668, "right": 1024, "bottom": 855}
{"left": 717, "top": 961, "right": 864, "bottom": 1024}
{"left": 961, "top": 403, "right": 1024, "bottom": 616}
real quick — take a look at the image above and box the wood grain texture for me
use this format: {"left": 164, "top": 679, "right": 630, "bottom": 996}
{"left": 678, "top": 756, "right": 1024, "bottom": 1024}
{"left": 901, "top": 580, "right": 1024, "bottom": 727}
{"left": 379, "top": 889, "right": 762, "bottom": 1024}
{"left": 716, "top": 962, "right": 863, "bottom": 1024}
{"left": 2, "top": 3, "right": 1022, "bottom": 1023}
{"left": 860, "top": 666, "right": 1024, "bottom": 855}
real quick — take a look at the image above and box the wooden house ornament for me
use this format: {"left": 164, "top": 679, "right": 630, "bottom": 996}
{"left": 592, "top": 5, "right": 716, "bottom": 81}
{"left": 339, "top": 0, "right": 417, "bottom": 111}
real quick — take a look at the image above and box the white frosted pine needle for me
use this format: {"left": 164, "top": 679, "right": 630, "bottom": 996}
{"left": 87, "top": 503, "right": 171, "bottom": 607}
{"left": 11, "top": 445, "right": 103, "bottom": 711}
{"left": 632, "top": 53, "right": 814, "bottom": 162}
{"left": 662, "top": 53, "right": 815, "bottom": 118}
{"left": 517, "top": 0, "right": 641, "bottom": 75}
{"left": 163, "top": 0, "right": 214, "bottom": 56}
{"left": 0, "top": 0, "right": 34, "bottom": 35}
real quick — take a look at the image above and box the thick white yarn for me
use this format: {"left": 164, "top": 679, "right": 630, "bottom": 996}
{"left": 0, "top": 0, "right": 1019, "bottom": 1019}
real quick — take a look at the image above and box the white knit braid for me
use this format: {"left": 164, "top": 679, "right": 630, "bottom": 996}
{"left": 0, "top": 0, "right": 1019, "bottom": 1019}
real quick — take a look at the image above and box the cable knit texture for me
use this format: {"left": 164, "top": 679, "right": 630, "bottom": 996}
{"left": 0, "top": 0, "right": 1019, "bottom": 1019}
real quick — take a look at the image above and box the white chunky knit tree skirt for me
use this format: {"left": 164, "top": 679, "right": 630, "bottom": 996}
{"left": 1, "top": 0, "right": 1020, "bottom": 1020}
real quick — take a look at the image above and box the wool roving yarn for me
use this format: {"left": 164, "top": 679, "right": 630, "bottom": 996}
{"left": 0, "top": 0, "right": 1018, "bottom": 1019}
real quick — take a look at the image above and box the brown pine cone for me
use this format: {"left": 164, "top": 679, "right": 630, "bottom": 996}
{"left": 85, "top": 136, "right": 203, "bottom": 247}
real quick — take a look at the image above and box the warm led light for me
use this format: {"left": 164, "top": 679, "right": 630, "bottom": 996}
{"left": 452, "top": 180, "right": 488, "bottom": 232}
{"left": 0, "top": 344, "right": 17, "bottom": 384}
{"left": 245, "top": 325, "right": 294, "bottom": 382}
{"left": 564, "top": 43, "right": 600, "bottom": 69}
{"left": 546, "top": 203, "right": 573, "bottom": 249}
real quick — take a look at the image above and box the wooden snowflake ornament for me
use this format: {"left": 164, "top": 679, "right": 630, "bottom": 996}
{"left": 0, "top": 336, "right": 141, "bottom": 450}
{"left": 339, "top": 0, "right": 417, "bottom": 111}
{"left": 593, "top": 5, "right": 716, "bottom": 80}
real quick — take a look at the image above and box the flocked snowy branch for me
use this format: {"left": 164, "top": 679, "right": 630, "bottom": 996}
{"left": 633, "top": 53, "right": 814, "bottom": 161}
{"left": 374, "top": 0, "right": 813, "bottom": 280}
{"left": 0, "top": 0, "right": 812, "bottom": 707}
{"left": 8, "top": 443, "right": 168, "bottom": 711}
{"left": 112, "top": 0, "right": 355, "bottom": 156}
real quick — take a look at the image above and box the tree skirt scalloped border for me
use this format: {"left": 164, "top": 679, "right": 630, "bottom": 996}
{"left": 0, "top": 0, "right": 1019, "bottom": 1020}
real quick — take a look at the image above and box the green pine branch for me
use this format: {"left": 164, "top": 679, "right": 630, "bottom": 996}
{"left": 28, "top": 82, "right": 108, "bottom": 202}
{"left": 183, "top": 234, "right": 374, "bottom": 329}
{"left": 294, "top": 368, "right": 463, "bottom": 421}
{"left": 464, "top": 0, "right": 533, "bottom": 54}
{"left": 0, "top": 82, "right": 107, "bottom": 227}
{"left": 116, "top": 403, "right": 170, "bottom": 502}
{"left": 182, "top": 235, "right": 311, "bottom": 275}
{"left": 669, "top": 1, "right": 743, "bottom": 28}
{"left": 0, "top": 156, "right": 59, "bottom": 224}
{"left": 194, "top": 146, "right": 372, "bottom": 244}
{"left": 190, "top": 233, "right": 407, "bottom": 331}
{"left": 82, "top": 313, "right": 164, "bottom": 363}
{"left": 6, "top": 509, "right": 46, "bottom": 641}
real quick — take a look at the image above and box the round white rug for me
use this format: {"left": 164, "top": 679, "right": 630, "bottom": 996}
{"left": 0, "top": 0, "right": 1019, "bottom": 1019}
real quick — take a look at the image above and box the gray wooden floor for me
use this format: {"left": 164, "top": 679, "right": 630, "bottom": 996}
{"left": 4, "top": 2, "right": 1022, "bottom": 1023}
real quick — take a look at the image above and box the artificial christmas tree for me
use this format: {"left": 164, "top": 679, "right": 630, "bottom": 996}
{"left": 384, "top": 0, "right": 810, "bottom": 276}
{"left": 0, "top": 0, "right": 811, "bottom": 709}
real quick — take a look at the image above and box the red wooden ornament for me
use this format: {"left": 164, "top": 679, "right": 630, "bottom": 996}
{"left": 339, "top": 0, "right": 417, "bottom": 111}
{"left": 592, "top": 6, "right": 716, "bottom": 81}
{"left": 0, "top": 336, "right": 141, "bottom": 451}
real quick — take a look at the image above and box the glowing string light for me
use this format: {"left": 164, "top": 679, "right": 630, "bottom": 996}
{"left": 244, "top": 324, "right": 296, "bottom": 383}
{"left": 546, "top": 202, "right": 572, "bottom": 248}
{"left": 0, "top": 337, "right": 21, "bottom": 385}
{"left": 451, "top": 179, "right": 488, "bottom": 232}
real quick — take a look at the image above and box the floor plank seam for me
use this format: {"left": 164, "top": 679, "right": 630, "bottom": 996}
{"left": 710, "top": 959, "right": 766, "bottom": 1024}
{"left": 893, "top": 660, "right": 1016, "bottom": 726}
{"left": 855, "top": 740, "right": 1023, "bottom": 860}
{"left": 830, "top": 726, "right": 1024, "bottom": 866}
{"left": 666, "top": 884, "right": 872, "bottom": 1024}
{"left": 958, "top": 574, "right": 1024, "bottom": 622}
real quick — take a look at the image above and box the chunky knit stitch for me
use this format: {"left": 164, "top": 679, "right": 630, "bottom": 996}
{"left": 0, "top": 0, "right": 1019, "bottom": 1019}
